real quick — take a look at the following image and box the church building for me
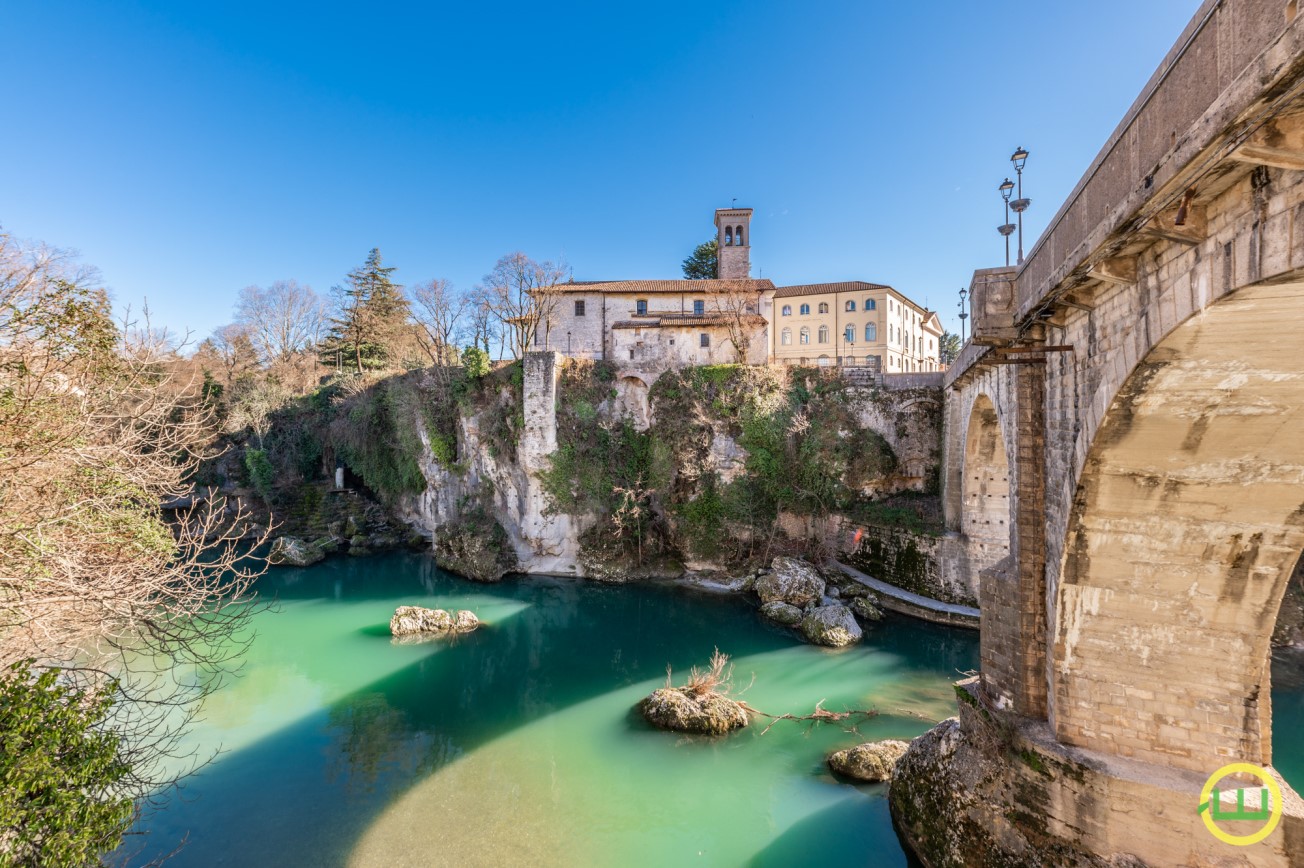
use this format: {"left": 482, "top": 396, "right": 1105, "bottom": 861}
{"left": 541, "top": 207, "right": 942, "bottom": 374}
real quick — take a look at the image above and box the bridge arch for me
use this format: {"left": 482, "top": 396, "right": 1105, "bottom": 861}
{"left": 961, "top": 393, "right": 1012, "bottom": 571}
{"left": 1050, "top": 279, "right": 1304, "bottom": 775}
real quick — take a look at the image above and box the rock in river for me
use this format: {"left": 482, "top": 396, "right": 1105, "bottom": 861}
{"left": 849, "top": 596, "right": 884, "bottom": 622}
{"left": 799, "top": 605, "right": 863, "bottom": 647}
{"left": 759, "top": 600, "right": 804, "bottom": 626}
{"left": 390, "top": 606, "right": 480, "bottom": 637}
{"left": 827, "top": 739, "right": 910, "bottom": 782}
{"left": 637, "top": 687, "right": 750, "bottom": 735}
{"left": 268, "top": 536, "right": 325, "bottom": 567}
{"left": 754, "top": 557, "right": 825, "bottom": 608}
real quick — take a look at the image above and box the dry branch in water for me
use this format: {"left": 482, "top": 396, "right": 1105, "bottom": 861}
{"left": 739, "top": 698, "right": 880, "bottom": 736}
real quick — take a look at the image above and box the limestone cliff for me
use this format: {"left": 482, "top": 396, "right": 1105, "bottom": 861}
{"left": 396, "top": 354, "right": 585, "bottom": 576}
{"left": 390, "top": 354, "right": 946, "bottom": 582}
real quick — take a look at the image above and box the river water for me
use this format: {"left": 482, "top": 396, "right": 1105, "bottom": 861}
{"left": 129, "top": 552, "right": 1304, "bottom": 866}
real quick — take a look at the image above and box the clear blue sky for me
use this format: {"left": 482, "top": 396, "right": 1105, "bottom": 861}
{"left": 3, "top": 1, "right": 1199, "bottom": 341}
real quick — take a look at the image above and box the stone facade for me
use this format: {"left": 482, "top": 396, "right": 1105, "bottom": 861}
{"left": 611, "top": 317, "right": 769, "bottom": 369}
{"left": 715, "top": 207, "right": 752, "bottom": 279}
{"left": 540, "top": 278, "right": 774, "bottom": 366}
{"left": 770, "top": 281, "right": 943, "bottom": 372}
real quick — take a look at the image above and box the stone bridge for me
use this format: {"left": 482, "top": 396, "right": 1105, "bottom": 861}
{"left": 895, "top": 1, "right": 1304, "bottom": 864}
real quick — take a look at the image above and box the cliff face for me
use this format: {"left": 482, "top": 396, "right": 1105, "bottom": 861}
{"left": 396, "top": 354, "right": 585, "bottom": 576}
{"left": 391, "top": 353, "right": 945, "bottom": 583}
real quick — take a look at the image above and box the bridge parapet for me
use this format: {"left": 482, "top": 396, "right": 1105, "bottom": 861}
{"left": 1008, "top": 0, "right": 1304, "bottom": 329}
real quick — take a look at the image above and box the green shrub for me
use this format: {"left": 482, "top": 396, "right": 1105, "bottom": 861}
{"left": 461, "top": 346, "right": 490, "bottom": 378}
{"left": 0, "top": 660, "right": 134, "bottom": 867}
{"left": 244, "top": 447, "right": 275, "bottom": 501}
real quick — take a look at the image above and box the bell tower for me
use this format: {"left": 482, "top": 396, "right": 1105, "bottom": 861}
{"left": 714, "top": 207, "right": 752, "bottom": 279}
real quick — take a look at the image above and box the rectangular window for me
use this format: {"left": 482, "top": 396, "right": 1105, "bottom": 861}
{"left": 574, "top": 300, "right": 585, "bottom": 316}
{"left": 636, "top": 299, "right": 648, "bottom": 315}
{"left": 699, "top": 333, "right": 710, "bottom": 348}
{"left": 693, "top": 299, "right": 705, "bottom": 315}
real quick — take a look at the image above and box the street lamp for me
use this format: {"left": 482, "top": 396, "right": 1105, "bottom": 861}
{"left": 1010, "top": 147, "right": 1031, "bottom": 264}
{"left": 958, "top": 287, "right": 969, "bottom": 342}
{"left": 998, "top": 178, "right": 1015, "bottom": 267}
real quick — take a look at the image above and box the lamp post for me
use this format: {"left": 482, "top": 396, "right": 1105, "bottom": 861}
{"left": 998, "top": 178, "right": 1015, "bottom": 267}
{"left": 958, "top": 287, "right": 969, "bottom": 342}
{"left": 1010, "top": 147, "right": 1030, "bottom": 264}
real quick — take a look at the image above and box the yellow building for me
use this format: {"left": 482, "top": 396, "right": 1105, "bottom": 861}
{"left": 767, "top": 281, "right": 943, "bottom": 373}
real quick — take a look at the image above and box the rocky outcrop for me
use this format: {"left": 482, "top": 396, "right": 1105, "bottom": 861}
{"left": 754, "top": 557, "right": 825, "bottom": 608}
{"left": 268, "top": 536, "right": 325, "bottom": 567}
{"left": 827, "top": 739, "right": 909, "bottom": 781}
{"left": 397, "top": 376, "right": 587, "bottom": 577}
{"left": 849, "top": 596, "right": 884, "bottom": 622}
{"left": 389, "top": 606, "right": 480, "bottom": 638}
{"left": 636, "top": 688, "right": 749, "bottom": 735}
{"left": 759, "top": 601, "right": 804, "bottom": 626}
{"left": 799, "top": 605, "right": 862, "bottom": 647}
{"left": 434, "top": 516, "right": 518, "bottom": 583}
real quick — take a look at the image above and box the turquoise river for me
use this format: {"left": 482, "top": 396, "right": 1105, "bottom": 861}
{"left": 127, "top": 552, "right": 1304, "bottom": 866}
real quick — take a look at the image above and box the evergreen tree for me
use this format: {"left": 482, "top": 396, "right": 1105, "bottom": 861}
{"left": 681, "top": 239, "right": 718, "bottom": 279}
{"left": 939, "top": 330, "right": 962, "bottom": 366}
{"left": 322, "top": 248, "right": 411, "bottom": 372}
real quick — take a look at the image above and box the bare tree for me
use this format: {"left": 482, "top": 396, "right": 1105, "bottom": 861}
{"left": 196, "top": 322, "right": 261, "bottom": 385}
{"left": 409, "top": 278, "right": 468, "bottom": 367}
{"left": 467, "top": 291, "right": 496, "bottom": 358}
{"left": 235, "top": 280, "right": 327, "bottom": 366}
{"left": 707, "top": 279, "right": 765, "bottom": 362}
{"left": 478, "top": 252, "right": 569, "bottom": 359}
{"left": 0, "top": 228, "right": 266, "bottom": 819}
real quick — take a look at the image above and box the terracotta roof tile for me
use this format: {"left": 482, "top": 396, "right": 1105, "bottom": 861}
{"left": 772, "top": 281, "right": 891, "bottom": 299}
{"left": 554, "top": 279, "right": 775, "bottom": 294}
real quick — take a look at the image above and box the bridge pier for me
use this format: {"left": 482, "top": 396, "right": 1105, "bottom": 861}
{"left": 892, "top": 679, "right": 1304, "bottom": 867}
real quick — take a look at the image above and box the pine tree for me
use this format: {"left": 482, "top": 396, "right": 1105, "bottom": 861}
{"left": 681, "top": 239, "right": 718, "bottom": 279}
{"left": 322, "top": 248, "right": 411, "bottom": 372}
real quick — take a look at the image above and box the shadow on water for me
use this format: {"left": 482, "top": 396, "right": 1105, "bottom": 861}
{"left": 139, "top": 553, "right": 878, "bottom": 866}
{"left": 746, "top": 792, "right": 923, "bottom": 868}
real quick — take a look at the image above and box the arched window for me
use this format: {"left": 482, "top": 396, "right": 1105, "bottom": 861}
{"left": 817, "top": 325, "right": 829, "bottom": 343}
{"left": 865, "top": 322, "right": 877, "bottom": 341}
{"left": 800, "top": 303, "right": 810, "bottom": 315}
{"left": 844, "top": 324, "right": 855, "bottom": 343}
{"left": 735, "top": 226, "right": 744, "bottom": 246}
{"left": 780, "top": 328, "right": 791, "bottom": 346}
{"left": 781, "top": 305, "right": 792, "bottom": 316}
{"left": 845, "top": 300, "right": 856, "bottom": 312}
{"left": 818, "top": 303, "right": 829, "bottom": 314}
{"left": 724, "top": 227, "right": 733, "bottom": 246}
{"left": 866, "top": 299, "right": 876, "bottom": 310}
{"left": 799, "top": 327, "right": 810, "bottom": 345}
